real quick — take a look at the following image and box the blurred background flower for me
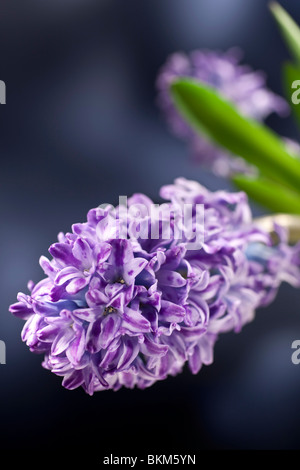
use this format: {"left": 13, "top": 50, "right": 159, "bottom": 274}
{"left": 2, "top": 0, "right": 300, "bottom": 455}
{"left": 156, "top": 48, "right": 288, "bottom": 176}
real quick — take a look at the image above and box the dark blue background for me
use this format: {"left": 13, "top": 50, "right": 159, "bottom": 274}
{"left": 1, "top": 0, "right": 300, "bottom": 456}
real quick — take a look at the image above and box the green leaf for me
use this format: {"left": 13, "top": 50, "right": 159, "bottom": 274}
{"left": 270, "top": 2, "right": 300, "bottom": 65}
{"left": 233, "top": 174, "right": 300, "bottom": 214}
{"left": 283, "top": 62, "right": 300, "bottom": 130}
{"left": 171, "top": 79, "right": 300, "bottom": 194}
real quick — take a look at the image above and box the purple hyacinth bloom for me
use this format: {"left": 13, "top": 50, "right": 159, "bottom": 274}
{"left": 9, "top": 178, "right": 300, "bottom": 394}
{"left": 156, "top": 48, "right": 289, "bottom": 176}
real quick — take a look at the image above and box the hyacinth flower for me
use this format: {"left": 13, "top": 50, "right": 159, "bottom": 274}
{"left": 9, "top": 178, "right": 300, "bottom": 394}
{"left": 9, "top": 3, "right": 300, "bottom": 396}
{"left": 156, "top": 48, "right": 290, "bottom": 176}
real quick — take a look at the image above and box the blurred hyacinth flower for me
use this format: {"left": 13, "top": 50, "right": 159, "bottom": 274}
{"left": 157, "top": 48, "right": 289, "bottom": 176}
{"left": 9, "top": 179, "right": 300, "bottom": 394}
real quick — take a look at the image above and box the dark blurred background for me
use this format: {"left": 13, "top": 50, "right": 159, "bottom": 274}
{"left": 1, "top": 0, "right": 300, "bottom": 457}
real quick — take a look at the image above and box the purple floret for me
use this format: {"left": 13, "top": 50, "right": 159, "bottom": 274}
{"left": 9, "top": 178, "right": 300, "bottom": 394}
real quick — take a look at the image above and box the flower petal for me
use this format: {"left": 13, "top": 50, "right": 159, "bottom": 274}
{"left": 54, "top": 266, "right": 82, "bottom": 286}
{"left": 37, "top": 324, "right": 61, "bottom": 342}
{"left": 51, "top": 328, "right": 75, "bottom": 356}
{"left": 66, "top": 277, "right": 88, "bottom": 294}
{"left": 140, "top": 337, "right": 168, "bottom": 357}
{"left": 188, "top": 344, "right": 202, "bottom": 374}
{"left": 123, "top": 258, "right": 148, "bottom": 284}
{"left": 157, "top": 269, "right": 187, "bottom": 287}
{"left": 121, "top": 308, "right": 151, "bottom": 333}
{"left": 72, "top": 307, "right": 102, "bottom": 322}
{"left": 159, "top": 300, "right": 186, "bottom": 323}
{"left": 39, "top": 256, "right": 57, "bottom": 278}
{"left": 21, "top": 314, "right": 44, "bottom": 346}
{"left": 110, "top": 239, "right": 133, "bottom": 268}
{"left": 94, "top": 242, "right": 112, "bottom": 264}
{"left": 85, "top": 318, "right": 102, "bottom": 354}
{"left": 72, "top": 238, "right": 93, "bottom": 269}
{"left": 49, "top": 243, "right": 78, "bottom": 267}
{"left": 66, "top": 328, "right": 86, "bottom": 365}
{"left": 98, "top": 314, "right": 122, "bottom": 349}
{"left": 9, "top": 301, "right": 33, "bottom": 320}
{"left": 62, "top": 370, "right": 84, "bottom": 390}
{"left": 179, "top": 325, "right": 206, "bottom": 341}
{"left": 117, "top": 336, "right": 139, "bottom": 371}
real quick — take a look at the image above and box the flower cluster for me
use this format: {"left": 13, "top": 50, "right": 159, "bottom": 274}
{"left": 9, "top": 179, "right": 300, "bottom": 394}
{"left": 156, "top": 48, "right": 289, "bottom": 176}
